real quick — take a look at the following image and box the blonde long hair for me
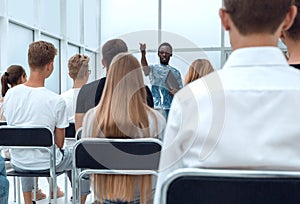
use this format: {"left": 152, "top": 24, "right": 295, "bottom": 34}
{"left": 91, "top": 53, "right": 156, "bottom": 203}
{"left": 184, "top": 59, "right": 214, "bottom": 85}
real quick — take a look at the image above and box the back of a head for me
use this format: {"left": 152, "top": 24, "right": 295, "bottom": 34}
{"left": 95, "top": 52, "right": 149, "bottom": 138}
{"left": 185, "top": 59, "right": 214, "bottom": 85}
{"left": 1, "top": 65, "right": 26, "bottom": 97}
{"left": 68, "top": 54, "right": 90, "bottom": 80}
{"left": 102, "top": 39, "right": 128, "bottom": 69}
{"left": 107, "top": 53, "right": 144, "bottom": 91}
{"left": 285, "top": 0, "right": 300, "bottom": 41}
{"left": 224, "top": 0, "right": 294, "bottom": 35}
{"left": 28, "top": 41, "right": 57, "bottom": 69}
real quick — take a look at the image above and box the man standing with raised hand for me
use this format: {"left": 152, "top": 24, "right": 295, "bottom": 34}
{"left": 140, "top": 42, "right": 183, "bottom": 118}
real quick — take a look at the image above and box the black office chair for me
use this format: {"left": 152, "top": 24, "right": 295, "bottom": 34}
{"left": 160, "top": 168, "right": 300, "bottom": 204}
{"left": 65, "top": 122, "right": 77, "bottom": 147}
{"left": 72, "top": 138, "right": 162, "bottom": 203}
{"left": 0, "top": 126, "right": 67, "bottom": 204}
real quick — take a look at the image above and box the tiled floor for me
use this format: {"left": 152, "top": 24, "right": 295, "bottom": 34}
{"left": 7, "top": 174, "right": 94, "bottom": 204}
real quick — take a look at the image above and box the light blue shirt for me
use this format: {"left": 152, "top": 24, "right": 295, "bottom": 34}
{"left": 149, "top": 64, "right": 183, "bottom": 110}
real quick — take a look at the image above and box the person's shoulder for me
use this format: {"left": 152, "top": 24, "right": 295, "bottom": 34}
{"left": 78, "top": 79, "right": 101, "bottom": 96}
{"left": 81, "top": 79, "right": 101, "bottom": 90}
{"left": 170, "top": 66, "right": 181, "bottom": 74}
{"left": 61, "top": 88, "right": 73, "bottom": 97}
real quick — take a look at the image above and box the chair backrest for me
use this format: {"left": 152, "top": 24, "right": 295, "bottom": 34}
{"left": 0, "top": 126, "right": 53, "bottom": 147}
{"left": 73, "top": 138, "right": 162, "bottom": 171}
{"left": 0, "top": 121, "right": 7, "bottom": 126}
{"left": 65, "top": 123, "right": 76, "bottom": 138}
{"left": 161, "top": 168, "right": 300, "bottom": 204}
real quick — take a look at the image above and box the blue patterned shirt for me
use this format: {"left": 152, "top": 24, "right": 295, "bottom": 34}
{"left": 148, "top": 64, "right": 183, "bottom": 110}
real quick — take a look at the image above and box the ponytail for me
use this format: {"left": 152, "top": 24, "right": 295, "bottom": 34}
{"left": 1, "top": 72, "right": 9, "bottom": 97}
{"left": 1, "top": 65, "right": 26, "bottom": 97}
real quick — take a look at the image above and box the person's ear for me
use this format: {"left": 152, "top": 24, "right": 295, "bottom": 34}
{"left": 281, "top": 5, "right": 297, "bottom": 31}
{"left": 101, "top": 58, "right": 107, "bottom": 68}
{"left": 219, "top": 8, "right": 230, "bottom": 31}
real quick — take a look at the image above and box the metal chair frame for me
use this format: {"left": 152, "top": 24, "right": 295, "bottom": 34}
{"left": 72, "top": 138, "right": 162, "bottom": 203}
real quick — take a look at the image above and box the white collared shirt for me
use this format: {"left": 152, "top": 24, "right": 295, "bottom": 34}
{"left": 154, "top": 46, "right": 300, "bottom": 203}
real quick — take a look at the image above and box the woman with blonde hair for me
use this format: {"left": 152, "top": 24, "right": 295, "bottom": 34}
{"left": 82, "top": 53, "right": 166, "bottom": 204}
{"left": 184, "top": 59, "right": 214, "bottom": 85}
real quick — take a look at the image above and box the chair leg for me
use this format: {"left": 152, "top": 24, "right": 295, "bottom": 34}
{"left": 33, "top": 177, "right": 37, "bottom": 201}
{"left": 13, "top": 176, "right": 16, "bottom": 202}
{"left": 17, "top": 177, "right": 21, "bottom": 204}
{"left": 64, "top": 173, "right": 68, "bottom": 204}
{"left": 49, "top": 177, "right": 52, "bottom": 204}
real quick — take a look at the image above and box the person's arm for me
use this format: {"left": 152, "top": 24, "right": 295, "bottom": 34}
{"left": 140, "top": 43, "right": 151, "bottom": 76}
{"left": 75, "top": 113, "right": 84, "bottom": 131}
{"left": 169, "top": 70, "right": 184, "bottom": 96}
{"left": 54, "top": 127, "right": 65, "bottom": 148}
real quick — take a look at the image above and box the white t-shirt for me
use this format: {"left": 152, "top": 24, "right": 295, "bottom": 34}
{"left": 3, "top": 84, "right": 68, "bottom": 170}
{"left": 61, "top": 88, "right": 80, "bottom": 123}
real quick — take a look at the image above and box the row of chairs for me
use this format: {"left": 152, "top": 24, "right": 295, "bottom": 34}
{"left": 0, "top": 125, "right": 162, "bottom": 204}
{"left": 2, "top": 125, "right": 300, "bottom": 204}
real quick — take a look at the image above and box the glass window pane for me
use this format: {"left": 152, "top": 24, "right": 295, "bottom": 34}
{"left": 7, "top": 23, "right": 33, "bottom": 76}
{"left": 162, "top": 0, "right": 222, "bottom": 48}
{"left": 40, "top": 0, "right": 60, "bottom": 34}
{"left": 7, "top": 0, "right": 35, "bottom": 25}
{"left": 84, "top": 50, "right": 97, "bottom": 83}
{"left": 84, "top": 0, "right": 98, "bottom": 49}
{"left": 101, "top": 0, "right": 158, "bottom": 43}
{"left": 67, "top": 0, "right": 80, "bottom": 42}
{"left": 40, "top": 35, "right": 61, "bottom": 94}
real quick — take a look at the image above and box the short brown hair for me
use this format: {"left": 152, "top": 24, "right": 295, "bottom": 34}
{"left": 102, "top": 39, "right": 128, "bottom": 69}
{"left": 28, "top": 41, "right": 57, "bottom": 69}
{"left": 224, "top": 0, "right": 294, "bottom": 35}
{"left": 286, "top": 0, "right": 300, "bottom": 41}
{"left": 68, "top": 54, "right": 90, "bottom": 80}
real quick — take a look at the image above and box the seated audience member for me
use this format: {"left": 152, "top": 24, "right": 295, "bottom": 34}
{"left": 0, "top": 65, "right": 27, "bottom": 121}
{"left": 75, "top": 39, "right": 153, "bottom": 131}
{"left": 61, "top": 54, "right": 90, "bottom": 123}
{"left": 4, "top": 41, "right": 89, "bottom": 204}
{"left": 155, "top": 0, "right": 299, "bottom": 203}
{"left": 82, "top": 53, "right": 166, "bottom": 204}
{"left": 184, "top": 59, "right": 214, "bottom": 85}
{"left": 280, "top": 0, "right": 300, "bottom": 69}
{"left": 139, "top": 42, "right": 183, "bottom": 118}
{"left": 0, "top": 156, "right": 9, "bottom": 204}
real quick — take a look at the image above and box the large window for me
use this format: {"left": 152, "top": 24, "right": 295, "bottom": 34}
{"left": 40, "top": 35, "right": 61, "bottom": 94}
{"left": 7, "top": 0, "right": 35, "bottom": 25}
{"left": 67, "top": 0, "right": 81, "bottom": 42}
{"left": 101, "top": 0, "right": 158, "bottom": 43}
{"left": 40, "top": 0, "right": 61, "bottom": 35}
{"left": 7, "top": 23, "right": 33, "bottom": 75}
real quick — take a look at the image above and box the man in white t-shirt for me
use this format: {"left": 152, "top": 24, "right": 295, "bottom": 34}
{"left": 4, "top": 41, "right": 89, "bottom": 204}
{"left": 61, "top": 54, "right": 90, "bottom": 123}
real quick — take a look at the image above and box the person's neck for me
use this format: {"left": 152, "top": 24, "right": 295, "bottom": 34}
{"left": 286, "top": 40, "right": 300, "bottom": 64}
{"left": 73, "top": 79, "right": 87, "bottom": 89}
{"left": 24, "top": 72, "right": 45, "bottom": 87}
{"left": 231, "top": 32, "right": 279, "bottom": 51}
